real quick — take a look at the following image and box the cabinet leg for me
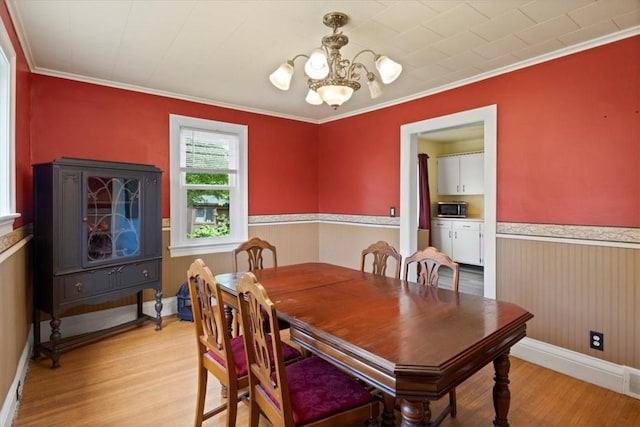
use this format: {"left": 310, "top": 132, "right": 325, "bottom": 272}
{"left": 154, "top": 289, "right": 163, "bottom": 331}
{"left": 49, "top": 317, "right": 62, "bottom": 369}
{"left": 136, "top": 290, "right": 144, "bottom": 317}
{"left": 32, "top": 309, "right": 41, "bottom": 359}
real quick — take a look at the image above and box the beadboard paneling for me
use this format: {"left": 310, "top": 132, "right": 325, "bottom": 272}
{"left": 0, "top": 237, "right": 31, "bottom": 407}
{"left": 319, "top": 222, "right": 400, "bottom": 272}
{"left": 247, "top": 222, "right": 320, "bottom": 266}
{"left": 497, "top": 238, "right": 639, "bottom": 368}
{"left": 162, "top": 221, "right": 320, "bottom": 298}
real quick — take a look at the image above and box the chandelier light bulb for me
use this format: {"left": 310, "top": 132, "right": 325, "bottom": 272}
{"left": 375, "top": 55, "right": 403, "bottom": 84}
{"left": 305, "top": 89, "right": 323, "bottom": 105}
{"left": 269, "top": 61, "right": 295, "bottom": 90}
{"left": 304, "top": 49, "right": 329, "bottom": 79}
{"left": 367, "top": 74, "right": 382, "bottom": 99}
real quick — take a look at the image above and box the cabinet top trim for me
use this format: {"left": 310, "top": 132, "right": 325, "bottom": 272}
{"left": 33, "top": 157, "right": 162, "bottom": 173}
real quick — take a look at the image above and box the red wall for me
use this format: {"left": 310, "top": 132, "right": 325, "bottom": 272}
{"left": 11, "top": 6, "right": 640, "bottom": 229}
{"left": 29, "top": 76, "right": 319, "bottom": 217}
{"left": 1, "top": 2, "right": 32, "bottom": 227}
{"left": 318, "top": 36, "right": 640, "bottom": 227}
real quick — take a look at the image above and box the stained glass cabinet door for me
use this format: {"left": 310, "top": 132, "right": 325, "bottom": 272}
{"left": 33, "top": 158, "right": 163, "bottom": 368}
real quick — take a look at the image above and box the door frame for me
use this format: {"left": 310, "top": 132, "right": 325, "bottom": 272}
{"left": 399, "top": 105, "right": 497, "bottom": 298}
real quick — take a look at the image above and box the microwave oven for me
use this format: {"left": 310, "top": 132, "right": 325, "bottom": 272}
{"left": 436, "top": 201, "right": 468, "bottom": 218}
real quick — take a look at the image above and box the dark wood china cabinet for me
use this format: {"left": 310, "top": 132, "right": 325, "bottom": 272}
{"left": 32, "top": 158, "right": 163, "bottom": 368}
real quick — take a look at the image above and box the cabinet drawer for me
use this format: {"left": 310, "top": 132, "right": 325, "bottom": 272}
{"left": 452, "top": 221, "right": 481, "bottom": 231}
{"left": 432, "top": 220, "right": 453, "bottom": 229}
{"left": 58, "top": 260, "right": 160, "bottom": 302}
{"left": 118, "top": 260, "right": 160, "bottom": 286}
{"left": 59, "top": 269, "right": 113, "bottom": 301}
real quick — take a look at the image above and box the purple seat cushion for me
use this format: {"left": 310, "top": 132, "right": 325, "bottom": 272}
{"left": 208, "top": 335, "right": 301, "bottom": 377}
{"left": 285, "top": 356, "right": 375, "bottom": 425}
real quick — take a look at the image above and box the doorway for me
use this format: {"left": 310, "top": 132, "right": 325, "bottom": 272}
{"left": 399, "top": 105, "right": 497, "bottom": 299}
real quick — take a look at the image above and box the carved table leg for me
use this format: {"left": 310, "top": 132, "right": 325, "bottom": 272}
{"left": 493, "top": 351, "right": 511, "bottom": 427}
{"left": 49, "top": 317, "right": 62, "bottom": 369}
{"left": 219, "top": 304, "right": 235, "bottom": 398}
{"left": 399, "top": 398, "right": 426, "bottom": 427}
{"left": 224, "top": 304, "right": 234, "bottom": 336}
{"left": 380, "top": 393, "right": 396, "bottom": 427}
{"left": 423, "top": 400, "right": 433, "bottom": 425}
{"left": 154, "top": 289, "right": 163, "bottom": 330}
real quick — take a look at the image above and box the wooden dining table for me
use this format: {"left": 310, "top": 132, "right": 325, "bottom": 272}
{"left": 215, "top": 262, "right": 534, "bottom": 427}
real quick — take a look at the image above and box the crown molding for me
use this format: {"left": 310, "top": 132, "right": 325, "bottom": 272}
{"left": 7, "top": 0, "right": 637, "bottom": 126}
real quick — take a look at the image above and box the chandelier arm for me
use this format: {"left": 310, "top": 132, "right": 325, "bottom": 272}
{"left": 289, "top": 53, "right": 310, "bottom": 64}
{"left": 350, "top": 49, "right": 379, "bottom": 64}
{"left": 346, "top": 61, "right": 371, "bottom": 81}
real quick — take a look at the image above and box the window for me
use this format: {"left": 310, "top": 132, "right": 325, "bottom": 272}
{"left": 169, "top": 114, "right": 248, "bottom": 257}
{"left": 0, "top": 20, "right": 19, "bottom": 237}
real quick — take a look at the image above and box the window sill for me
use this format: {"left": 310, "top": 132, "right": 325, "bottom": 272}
{"left": 0, "top": 213, "right": 20, "bottom": 237}
{"left": 168, "top": 240, "right": 243, "bottom": 258}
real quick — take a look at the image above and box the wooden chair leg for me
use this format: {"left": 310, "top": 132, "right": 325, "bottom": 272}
{"left": 450, "top": 389, "right": 457, "bottom": 417}
{"left": 225, "top": 382, "right": 238, "bottom": 427}
{"left": 194, "top": 366, "right": 207, "bottom": 427}
{"left": 249, "top": 398, "right": 261, "bottom": 427}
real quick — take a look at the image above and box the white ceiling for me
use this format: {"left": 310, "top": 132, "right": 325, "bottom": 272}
{"left": 6, "top": 0, "right": 640, "bottom": 123}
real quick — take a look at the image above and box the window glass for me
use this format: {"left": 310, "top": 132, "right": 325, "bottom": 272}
{"left": 169, "top": 115, "right": 247, "bottom": 256}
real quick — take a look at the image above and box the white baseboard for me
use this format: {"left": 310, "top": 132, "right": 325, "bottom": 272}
{"left": 512, "top": 337, "right": 640, "bottom": 399}
{"left": 1, "top": 296, "right": 178, "bottom": 426}
{"left": 0, "top": 328, "right": 31, "bottom": 427}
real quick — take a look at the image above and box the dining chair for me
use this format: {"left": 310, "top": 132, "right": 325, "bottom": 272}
{"left": 236, "top": 272, "right": 380, "bottom": 427}
{"left": 232, "top": 236, "right": 277, "bottom": 272}
{"left": 187, "top": 259, "right": 302, "bottom": 427}
{"left": 403, "top": 246, "right": 460, "bottom": 291}
{"left": 232, "top": 236, "right": 291, "bottom": 333}
{"left": 403, "top": 246, "right": 459, "bottom": 425}
{"left": 360, "top": 240, "right": 402, "bottom": 279}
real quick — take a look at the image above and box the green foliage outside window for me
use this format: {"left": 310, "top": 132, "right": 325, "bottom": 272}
{"left": 187, "top": 214, "right": 230, "bottom": 238}
{"left": 186, "top": 173, "right": 230, "bottom": 239}
{"left": 186, "top": 172, "right": 229, "bottom": 207}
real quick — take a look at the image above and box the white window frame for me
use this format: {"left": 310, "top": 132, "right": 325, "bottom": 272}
{"left": 0, "top": 19, "right": 19, "bottom": 237}
{"left": 168, "top": 114, "right": 248, "bottom": 257}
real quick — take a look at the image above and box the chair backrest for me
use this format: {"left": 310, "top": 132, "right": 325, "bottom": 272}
{"left": 187, "top": 259, "right": 240, "bottom": 385}
{"left": 236, "top": 272, "right": 294, "bottom": 425}
{"left": 403, "top": 246, "right": 460, "bottom": 291}
{"left": 360, "top": 240, "right": 402, "bottom": 279}
{"left": 232, "top": 237, "right": 278, "bottom": 272}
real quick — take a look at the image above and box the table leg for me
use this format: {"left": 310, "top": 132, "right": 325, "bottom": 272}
{"left": 399, "top": 398, "right": 427, "bottom": 427}
{"left": 224, "top": 304, "right": 235, "bottom": 336}
{"left": 492, "top": 351, "right": 511, "bottom": 427}
{"left": 380, "top": 393, "right": 396, "bottom": 427}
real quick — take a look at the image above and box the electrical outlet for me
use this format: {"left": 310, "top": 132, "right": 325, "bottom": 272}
{"left": 389, "top": 206, "right": 396, "bottom": 217}
{"left": 590, "top": 331, "right": 604, "bottom": 351}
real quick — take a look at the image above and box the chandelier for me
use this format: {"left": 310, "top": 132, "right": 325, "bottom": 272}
{"left": 269, "top": 12, "right": 403, "bottom": 110}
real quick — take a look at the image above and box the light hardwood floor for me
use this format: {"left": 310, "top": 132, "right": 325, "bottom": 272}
{"left": 13, "top": 316, "right": 640, "bottom": 426}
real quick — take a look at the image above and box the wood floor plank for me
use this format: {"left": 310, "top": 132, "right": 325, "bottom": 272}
{"left": 13, "top": 316, "right": 640, "bottom": 426}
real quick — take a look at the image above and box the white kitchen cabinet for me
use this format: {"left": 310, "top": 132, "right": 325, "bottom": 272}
{"left": 431, "top": 219, "right": 483, "bottom": 266}
{"left": 431, "top": 219, "right": 454, "bottom": 257}
{"left": 437, "top": 152, "right": 484, "bottom": 195}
